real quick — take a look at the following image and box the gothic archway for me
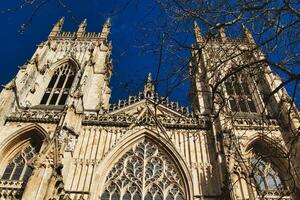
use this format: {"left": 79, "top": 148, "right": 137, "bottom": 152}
{"left": 245, "top": 136, "right": 295, "bottom": 198}
{"left": 90, "top": 129, "right": 193, "bottom": 200}
{"left": 101, "top": 138, "right": 185, "bottom": 200}
{"left": 0, "top": 124, "right": 47, "bottom": 199}
{"left": 40, "top": 59, "right": 78, "bottom": 106}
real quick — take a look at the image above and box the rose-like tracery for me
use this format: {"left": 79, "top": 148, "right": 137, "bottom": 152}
{"left": 101, "top": 139, "right": 185, "bottom": 200}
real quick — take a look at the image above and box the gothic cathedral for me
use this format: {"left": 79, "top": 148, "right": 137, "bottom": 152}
{"left": 0, "top": 18, "right": 299, "bottom": 200}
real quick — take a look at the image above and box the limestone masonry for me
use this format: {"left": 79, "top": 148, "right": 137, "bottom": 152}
{"left": 0, "top": 18, "right": 299, "bottom": 200}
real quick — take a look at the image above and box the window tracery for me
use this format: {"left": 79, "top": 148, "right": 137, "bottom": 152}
{"left": 101, "top": 139, "right": 186, "bottom": 200}
{"left": 1, "top": 144, "right": 36, "bottom": 182}
{"left": 250, "top": 156, "right": 285, "bottom": 192}
{"left": 225, "top": 75, "right": 257, "bottom": 113}
{"left": 40, "top": 62, "right": 76, "bottom": 106}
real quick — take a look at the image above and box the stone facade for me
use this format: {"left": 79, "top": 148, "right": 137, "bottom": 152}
{"left": 0, "top": 18, "right": 299, "bottom": 200}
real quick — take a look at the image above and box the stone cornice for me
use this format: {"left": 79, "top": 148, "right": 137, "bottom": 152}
{"left": 82, "top": 113, "right": 209, "bottom": 129}
{"left": 6, "top": 110, "right": 62, "bottom": 124}
{"left": 232, "top": 116, "right": 280, "bottom": 130}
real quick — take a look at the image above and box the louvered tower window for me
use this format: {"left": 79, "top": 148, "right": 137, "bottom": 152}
{"left": 40, "top": 63, "right": 76, "bottom": 106}
{"left": 225, "top": 75, "right": 257, "bottom": 113}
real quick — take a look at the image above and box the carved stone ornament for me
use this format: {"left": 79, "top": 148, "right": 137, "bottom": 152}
{"left": 3, "top": 78, "right": 16, "bottom": 90}
{"left": 39, "top": 60, "right": 50, "bottom": 75}
{"left": 50, "top": 41, "right": 58, "bottom": 51}
{"left": 101, "top": 139, "right": 186, "bottom": 200}
{"left": 30, "top": 82, "right": 39, "bottom": 94}
{"left": 58, "top": 126, "right": 79, "bottom": 152}
{"left": 31, "top": 53, "right": 39, "bottom": 67}
{"left": 70, "top": 86, "right": 83, "bottom": 99}
{"left": 71, "top": 75, "right": 87, "bottom": 99}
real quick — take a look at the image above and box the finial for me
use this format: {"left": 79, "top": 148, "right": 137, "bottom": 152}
{"left": 194, "top": 21, "right": 204, "bottom": 43}
{"left": 147, "top": 73, "right": 152, "bottom": 82}
{"left": 242, "top": 24, "right": 255, "bottom": 44}
{"left": 77, "top": 19, "right": 87, "bottom": 37}
{"left": 101, "top": 18, "right": 111, "bottom": 39}
{"left": 49, "top": 17, "right": 65, "bottom": 38}
{"left": 105, "top": 18, "right": 111, "bottom": 26}
{"left": 144, "top": 73, "right": 155, "bottom": 98}
{"left": 219, "top": 26, "right": 226, "bottom": 41}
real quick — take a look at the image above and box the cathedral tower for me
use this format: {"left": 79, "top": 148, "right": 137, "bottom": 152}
{"left": 0, "top": 17, "right": 220, "bottom": 200}
{"left": 190, "top": 22, "right": 300, "bottom": 199}
{"left": 0, "top": 17, "right": 299, "bottom": 200}
{"left": 0, "top": 18, "right": 114, "bottom": 199}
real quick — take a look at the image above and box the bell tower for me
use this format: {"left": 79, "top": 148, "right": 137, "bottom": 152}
{"left": 0, "top": 17, "right": 113, "bottom": 116}
{"left": 0, "top": 17, "right": 114, "bottom": 199}
{"left": 190, "top": 21, "right": 300, "bottom": 199}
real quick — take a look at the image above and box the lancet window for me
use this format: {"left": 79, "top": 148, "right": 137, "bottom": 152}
{"left": 100, "top": 139, "right": 186, "bottom": 200}
{"left": 1, "top": 144, "right": 36, "bottom": 182}
{"left": 40, "top": 62, "right": 76, "bottom": 106}
{"left": 225, "top": 75, "right": 257, "bottom": 113}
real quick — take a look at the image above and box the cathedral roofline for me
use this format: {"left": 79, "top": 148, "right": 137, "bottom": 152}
{"left": 108, "top": 73, "right": 191, "bottom": 116}
{"left": 108, "top": 92, "right": 190, "bottom": 116}
{"left": 193, "top": 21, "right": 256, "bottom": 46}
{"left": 48, "top": 17, "right": 111, "bottom": 40}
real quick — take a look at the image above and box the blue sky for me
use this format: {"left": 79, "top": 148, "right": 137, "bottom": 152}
{"left": 0, "top": 0, "right": 192, "bottom": 106}
{"left": 0, "top": 0, "right": 299, "bottom": 107}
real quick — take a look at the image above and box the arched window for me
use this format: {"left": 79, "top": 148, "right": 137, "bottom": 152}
{"left": 40, "top": 62, "right": 77, "bottom": 106}
{"left": 251, "top": 155, "right": 285, "bottom": 192}
{"left": 225, "top": 75, "right": 257, "bottom": 113}
{"left": 100, "top": 139, "right": 186, "bottom": 200}
{"left": 0, "top": 129, "right": 44, "bottom": 199}
{"left": 1, "top": 144, "right": 36, "bottom": 182}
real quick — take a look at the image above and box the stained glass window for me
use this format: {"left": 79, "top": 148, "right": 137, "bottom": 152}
{"left": 251, "top": 157, "right": 285, "bottom": 191}
{"left": 100, "top": 139, "right": 185, "bottom": 200}
{"left": 1, "top": 144, "right": 36, "bottom": 181}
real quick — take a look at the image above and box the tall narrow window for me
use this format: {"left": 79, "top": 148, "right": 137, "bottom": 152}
{"left": 100, "top": 139, "right": 186, "bottom": 200}
{"left": 40, "top": 63, "right": 76, "bottom": 106}
{"left": 225, "top": 75, "right": 257, "bottom": 113}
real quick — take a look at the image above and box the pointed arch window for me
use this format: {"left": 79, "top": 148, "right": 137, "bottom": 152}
{"left": 100, "top": 139, "right": 186, "bottom": 200}
{"left": 40, "top": 62, "right": 77, "bottom": 106}
{"left": 1, "top": 144, "right": 36, "bottom": 182}
{"left": 250, "top": 155, "right": 286, "bottom": 193}
{"left": 225, "top": 75, "right": 257, "bottom": 113}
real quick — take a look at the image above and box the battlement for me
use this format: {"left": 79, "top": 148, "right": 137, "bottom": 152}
{"left": 48, "top": 17, "right": 110, "bottom": 40}
{"left": 55, "top": 31, "right": 105, "bottom": 39}
{"left": 109, "top": 92, "right": 190, "bottom": 116}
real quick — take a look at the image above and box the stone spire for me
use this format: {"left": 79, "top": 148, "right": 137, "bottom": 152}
{"left": 144, "top": 73, "right": 155, "bottom": 98}
{"left": 77, "top": 19, "right": 87, "bottom": 37}
{"left": 49, "top": 17, "right": 64, "bottom": 38}
{"left": 242, "top": 24, "right": 255, "bottom": 44}
{"left": 194, "top": 21, "right": 204, "bottom": 44}
{"left": 100, "top": 18, "right": 111, "bottom": 39}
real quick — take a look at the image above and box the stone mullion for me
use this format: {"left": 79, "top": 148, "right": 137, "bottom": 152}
{"left": 142, "top": 145, "right": 147, "bottom": 200}
{"left": 19, "top": 164, "right": 28, "bottom": 181}
{"left": 46, "top": 68, "right": 61, "bottom": 105}
{"left": 56, "top": 64, "right": 71, "bottom": 105}
{"left": 240, "top": 76, "right": 251, "bottom": 113}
